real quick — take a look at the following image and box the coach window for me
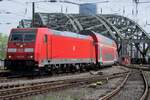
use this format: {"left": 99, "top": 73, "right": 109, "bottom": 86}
{"left": 44, "top": 34, "right": 47, "bottom": 43}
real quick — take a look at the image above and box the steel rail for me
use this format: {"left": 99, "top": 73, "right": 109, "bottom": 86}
{"left": 0, "top": 71, "right": 128, "bottom": 99}
{"left": 122, "top": 64, "right": 150, "bottom": 71}
{"left": 99, "top": 69, "right": 148, "bottom": 100}
{"left": 99, "top": 71, "right": 131, "bottom": 100}
{"left": 140, "top": 71, "right": 148, "bottom": 100}
{"left": 124, "top": 65, "right": 150, "bottom": 100}
{"left": 122, "top": 64, "right": 149, "bottom": 100}
{"left": 0, "top": 71, "right": 128, "bottom": 89}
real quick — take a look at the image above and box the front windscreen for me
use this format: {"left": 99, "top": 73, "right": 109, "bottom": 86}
{"left": 11, "top": 33, "right": 23, "bottom": 42}
{"left": 10, "top": 30, "right": 36, "bottom": 42}
{"left": 24, "top": 33, "right": 35, "bottom": 42}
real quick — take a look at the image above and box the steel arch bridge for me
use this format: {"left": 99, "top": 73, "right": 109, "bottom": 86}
{"left": 18, "top": 13, "right": 150, "bottom": 63}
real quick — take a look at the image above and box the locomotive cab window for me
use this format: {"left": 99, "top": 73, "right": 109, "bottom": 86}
{"left": 10, "top": 30, "right": 36, "bottom": 42}
{"left": 10, "top": 33, "right": 23, "bottom": 42}
{"left": 24, "top": 33, "right": 35, "bottom": 42}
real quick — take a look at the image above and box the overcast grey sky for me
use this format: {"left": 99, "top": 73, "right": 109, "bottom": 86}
{"left": 0, "top": 0, "right": 150, "bottom": 34}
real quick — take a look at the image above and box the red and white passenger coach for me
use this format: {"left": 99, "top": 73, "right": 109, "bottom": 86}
{"left": 5, "top": 28, "right": 118, "bottom": 71}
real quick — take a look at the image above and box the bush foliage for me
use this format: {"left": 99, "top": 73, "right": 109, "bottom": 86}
{"left": 0, "top": 33, "right": 8, "bottom": 59}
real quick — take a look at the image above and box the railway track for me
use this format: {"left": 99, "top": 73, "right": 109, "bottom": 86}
{"left": 141, "top": 70, "right": 150, "bottom": 100}
{"left": 99, "top": 70, "right": 148, "bottom": 100}
{"left": 122, "top": 64, "right": 150, "bottom": 71}
{"left": 0, "top": 71, "right": 128, "bottom": 100}
{"left": 0, "top": 71, "right": 45, "bottom": 83}
{"left": 0, "top": 70, "right": 102, "bottom": 84}
{"left": 0, "top": 65, "right": 128, "bottom": 83}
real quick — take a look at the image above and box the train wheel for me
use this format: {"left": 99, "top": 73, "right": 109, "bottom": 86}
{"left": 94, "top": 64, "right": 100, "bottom": 71}
{"left": 75, "top": 64, "right": 80, "bottom": 72}
{"left": 85, "top": 64, "right": 91, "bottom": 71}
{"left": 70, "top": 65, "right": 76, "bottom": 73}
{"left": 79, "top": 64, "right": 86, "bottom": 72}
{"left": 44, "top": 65, "right": 53, "bottom": 75}
{"left": 54, "top": 65, "right": 59, "bottom": 74}
{"left": 62, "top": 64, "right": 67, "bottom": 73}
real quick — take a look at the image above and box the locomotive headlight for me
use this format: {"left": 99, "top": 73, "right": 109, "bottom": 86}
{"left": 7, "top": 48, "right": 16, "bottom": 52}
{"left": 8, "top": 55, "right": 11, "bottom": 58}
{"left": 24, "top": 48, "right": 34, "bottom": 52}
{"left": 20, "top": 45, "right": 23, "bottom": 48}
{"left": 30, "top": 55, "right": 33, "bottom": 59}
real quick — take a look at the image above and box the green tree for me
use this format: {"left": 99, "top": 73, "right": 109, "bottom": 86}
{"left": 0, "top": 33, "right": 8, "bottom": 59}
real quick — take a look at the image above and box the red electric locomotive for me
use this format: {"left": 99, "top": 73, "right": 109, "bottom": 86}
{"left": 5, "top": 28, "right": 118, "bottom": 71}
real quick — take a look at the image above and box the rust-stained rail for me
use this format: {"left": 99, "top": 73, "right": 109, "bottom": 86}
{"left": 0, "top": 71, "right": 128, "bottom": 99}
{"left": 99, "top": 70, "right": 148, "bottom": 100}
{"left": 140, "top": 71, "right": 148, "bottom": 100}
{"left": 0, "top": 71, "right": 128, "bottom": 89}
{"left": 99, "top": 71, "right": 131, "bottom": 100}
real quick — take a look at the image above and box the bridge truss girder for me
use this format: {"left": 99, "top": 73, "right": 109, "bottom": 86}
{"left": 103, "top": 14, "right": 150, "bottom": 60}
